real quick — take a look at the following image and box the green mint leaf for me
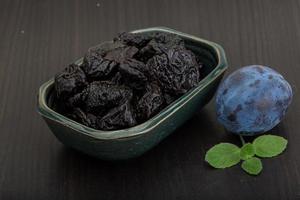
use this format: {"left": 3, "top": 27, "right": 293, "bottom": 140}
{"left": 205, "top": 143, "right": 241, "bottom": 169}
{"left": 253, "top": 135, "right": 288, "bottom": 158}
{"left": 240, "top": 143, "right": 255, "bottom": 160}
{"left": 241, "top": 157, "right": 263, "bottom": 175}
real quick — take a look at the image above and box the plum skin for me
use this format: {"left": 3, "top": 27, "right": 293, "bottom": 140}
{"left": 215, "top": 65, "right": 293, "bottom": 136}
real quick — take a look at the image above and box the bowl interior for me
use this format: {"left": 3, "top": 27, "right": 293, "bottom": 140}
{"left": 47, "top": 31, "right": 219, "bottom": 109}
{"left": 39, "top": 27, "right": 227, "bottom": 139}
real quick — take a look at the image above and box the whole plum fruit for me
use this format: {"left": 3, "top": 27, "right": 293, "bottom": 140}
{"left": 216, "top": 65, "right": 293, "bottom": 135}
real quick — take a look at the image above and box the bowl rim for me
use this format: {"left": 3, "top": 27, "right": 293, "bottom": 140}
{"left": 37, "top": 27, "right": 228, "bottom": 140}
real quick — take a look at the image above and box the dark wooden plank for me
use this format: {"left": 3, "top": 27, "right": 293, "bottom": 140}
{"left": 0, "top": 0, "right": 300, "bottom": 199}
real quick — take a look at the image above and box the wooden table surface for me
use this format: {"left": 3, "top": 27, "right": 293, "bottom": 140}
{"left": 1, "top": 0, "right": 300, "bottom": 199}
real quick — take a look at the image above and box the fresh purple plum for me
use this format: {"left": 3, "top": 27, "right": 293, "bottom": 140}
{"left": 216, "top": 65, "right": 293, "bottom": 135}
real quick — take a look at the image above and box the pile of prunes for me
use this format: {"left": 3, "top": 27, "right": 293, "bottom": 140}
{"left": 53, "top": 32, "right": 203, "bottom": 130}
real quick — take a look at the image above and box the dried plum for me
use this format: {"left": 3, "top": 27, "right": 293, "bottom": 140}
{"left": 70, "top": 108, "right": 97, "bottom": 128}
{"left": 150, "top": 32, "right": 184, "bottom": 47}
{"left": 83, "top": 81, "right": 132, "bottom": 115}
{"left": 116, "top": 32, "right": 151, "bottom": 48}
{"left": 110, "top": 72, "right": 123, "bottom": 85}
{"left": 55, "top": 64, "right": 87, "bottom": 100}
{"left": 147, "top": 47, "right": 200, "bottom": 95}
{"left": 53, "top": 31, "right": 204, "bottom": 131}
{"left": 136, "top": 34, "right": 184, "bottom": 62}
{"left": 104, "top": 46, "right": 138, "bottom": 63}
{"left": 97, "top": 101, "right": 137, "bottom": 130}
{"left": 163, "top": 93, "right": 177, "bottom": 105}
{"left": 136, "top": 83, "right": 165, "bottom": 122}
{"left": 119, "top": 58, "right": 148, "bottom": 90}
{"left": 135, "top": 40, "right": 158, "bottom": 62}
{"left": 66, "top": 92, "right": 84, "bottom": 108}
{"left": 82, "top": 47, "right": 117, "bottom": 80}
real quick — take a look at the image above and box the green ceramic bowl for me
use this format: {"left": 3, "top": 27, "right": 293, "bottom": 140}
{"left": 37, "top": 27, "right": 228, "bottom": 160}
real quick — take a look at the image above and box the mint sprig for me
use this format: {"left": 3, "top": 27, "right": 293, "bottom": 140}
{"left": 205, "top": 134, "right": 288, "bottom": 175}
{"left": 240, "top": 143, "right": 255, "bottom": 160}
{"left": 253, "top": 135, "right": 288, "bottom": 158}
{"left": 241, "top": 157, "right": 263, "bottom": 175}
{"left": 205, "top": 143, "right": 240, "bottom": 168}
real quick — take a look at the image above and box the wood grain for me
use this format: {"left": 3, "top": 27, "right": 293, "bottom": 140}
{"left": 0, "top": 0, "right": 300, "bottom": 199}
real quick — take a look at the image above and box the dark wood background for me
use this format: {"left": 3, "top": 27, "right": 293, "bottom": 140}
{"left": 0, "top": 0, "right": 300, "bottom": 199}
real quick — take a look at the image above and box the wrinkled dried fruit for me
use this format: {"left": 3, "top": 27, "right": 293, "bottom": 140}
{"left": 82, "top": 46, "right": 118, "bottom": 80}
{"left": 53, "top": 31, "right": 204, "bottom": 130}
{"left": 116, "top": 32, "right": 151, "bottom": 48}
{"left": 70, "top": 108, "right": 97, "bottom": 128}
{"left": 150, "top": 32, "right": 184, "bottom": 47}
{"left": 83, "top": 81, "right": 132, "bottom": 115}
{"left": 119, "top": 58, "right": 148, "bottom": 90}
{"left": 147, "top": 47, "right": 201, "bottom": 95}
{"left": 104, "top": 46, "right": 139, "bottom": 63}
{"left": 97, "top": 101, "right": 137, "bottom": 130}
{"left": 136, "top": 83, "right": 165, "bottom": 122}
{"left": 55, "top": 64, "right": 86, "bottom": 99}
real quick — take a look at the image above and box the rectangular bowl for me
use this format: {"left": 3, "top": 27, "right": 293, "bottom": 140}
{"left": 37, "top": 27, "right": 228, "bottom": 160}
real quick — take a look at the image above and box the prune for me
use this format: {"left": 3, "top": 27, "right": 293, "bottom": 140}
{"left": 147, "top": 47, "right": 200, "bottom": 95}
{"left": 66, "top": 92, "right": 84, "bottom": 108}
{"left": 150, "top": 32, "right": 184, "bottom": 47}
{"left": 97, "top": 101, "right": 137, "bottom": 130}
{"left": 82, "top": 46, "right": 118, "bottom": 80}
{"left": 137, "top": 39, "right": 169, "bottom": 62}
{"left": 83, "top": 45, "right": 139, "bottom": 81}
{"left": 216, "top": 65, "right": 293, "bottom": 135}
{"left": 136, "top": 83, "right": 165, "bottom": 122}
{"left": 163, "top": 93, "right": 177, "bottom": 105}
{"left": 135, "top": 40, "right": 158, "bottom": 62}
{"left": 53, "top": 31, "right": 204, "bottom": 131}
{"left": 55, "top": 64, "right": 87, "bottom": 99}
{"left": 116, "top": 32, "right": 151, "bottom": 48}
{"left": 104, "top": 46, "right": 138, "bottom": 63}
{"left": 70, "top": 108, "right": 97, "bottom": 128}
{"left": 136, "top": 34, "right": 184, "bottom": 62}
{"left": 83, "top": 81, "right": 132, "bottom": 115}
{"left": 110, "top": 72, "right": 123, "bottom": 85}
{"left": 119, "top": 58, "right": 148, "bottom": 90}
{"left": 150, "top": 32, "right": 184, "bottom": 52}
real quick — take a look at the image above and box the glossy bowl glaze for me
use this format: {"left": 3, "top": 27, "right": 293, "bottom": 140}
{"left": 37, "top": 27, "right": 228, "bottom": 160}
